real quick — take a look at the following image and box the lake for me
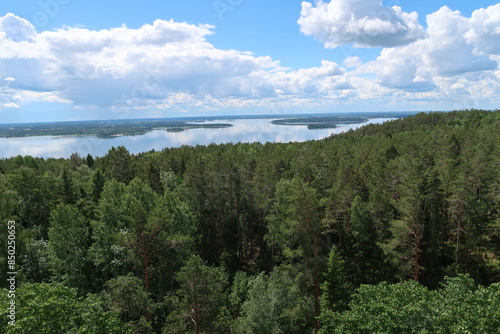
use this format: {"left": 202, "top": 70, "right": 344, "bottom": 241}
{"left": 0, "top": 117, "right": 395, "bottom": 159}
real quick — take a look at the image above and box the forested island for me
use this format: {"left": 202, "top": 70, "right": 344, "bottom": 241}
{"left": 0, "top": 112, "right": 414, "bottom": 138}
{"left": 0, "top": 119, "right": 233, "bottom": 138}
{"left": 1, "top": 109, "right": 499, "bottom": 333}
{"left": 271, "top": 116, "right": 368, "bottom": 129}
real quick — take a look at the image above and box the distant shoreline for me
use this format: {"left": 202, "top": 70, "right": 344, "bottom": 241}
{"left": 0, "top": 111, "right": 419, "bottom": 138}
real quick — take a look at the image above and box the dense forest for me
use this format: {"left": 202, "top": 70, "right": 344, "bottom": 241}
{"left": 1, "top": 109, "right": 499, "bottom": 333}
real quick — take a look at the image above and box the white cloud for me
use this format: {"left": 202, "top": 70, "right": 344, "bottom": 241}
{"left": 2, "top": 102, "right": 19, "bottom": 108}
{"left": 343, "top": 56, "right": 362, "bottom": 68}
{"left": 0, "top": 77, "right": 21, "bottom": 110}
{"left": 0, "top": 13, "right": 356, "bottom": 113}
{"left": 298, "top": 0, "right": 426, "bottom": 48}
{"left": 296, "top": 60, "right": 344, "bottom": 78}
{"left": 0, "top": 6, "right": 499, "bottom": 117}
{"left": 466, "top": 4, "right": 500, "bottom": 55}
{"left": 425, "top": 6, "right": 496, "bottom": 76}
{"left": 43, "top": 95, "right": 73, "bottom": 103}
{"left": 363, "top": 5, "right": 498, "bottom": 94}
{"left": 0, "top": 13, "right": 36, "bottom": 42}
{"left": 297, "top": 2, "right": 499, "bottom": 108}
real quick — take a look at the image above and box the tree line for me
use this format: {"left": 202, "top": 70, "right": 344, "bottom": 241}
{"left": 1, "top": 109, "right": 499, "bottom": 333}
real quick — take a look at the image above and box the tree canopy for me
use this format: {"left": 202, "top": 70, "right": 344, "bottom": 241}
{"left": 0, "top": 109, "right": 499, "bottom": 333}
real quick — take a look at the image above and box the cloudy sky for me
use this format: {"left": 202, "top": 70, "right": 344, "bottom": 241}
{"left": 0, "top": 0, "right": 499, "bottom": 123}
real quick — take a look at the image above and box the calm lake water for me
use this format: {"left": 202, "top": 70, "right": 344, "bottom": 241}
{"left": 0, "top": 118, "right": 395, "bottom": 159}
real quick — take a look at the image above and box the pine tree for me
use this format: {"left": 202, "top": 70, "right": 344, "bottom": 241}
{"left": 321, "top": 246, "right": 351, "bottom": 312}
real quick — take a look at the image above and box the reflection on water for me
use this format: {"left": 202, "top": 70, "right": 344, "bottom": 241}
{"left": 0, "top": 118, "right": 395, "bottom": 159}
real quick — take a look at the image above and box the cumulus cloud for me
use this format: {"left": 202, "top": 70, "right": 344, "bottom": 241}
{"left": 298, "top": 0, "right": 426, "bottom": 48}
{"left": 0, "top": 13, "right": 356, "bottom": 113}
{"left": 372, "top": 49, "right": 436, "bottom": 92}
{"left": 0, "top": 13, "right": 37, "bottom": 42}
{"left": 297, "top": 60, "right": 344, "bottom": 78}
{"left": 343, "top": 56, "right": 362, "bottom": 68}
{"left": 0, "top": 73, "right": 21, "bottom": 109}
{"left": 466, "top": 4, "right": 500, "bottom": 55}
{"left": 2, "top": 102, "right": 19, "bottom": 108}
{"left": 425, "top": 6, "right": 497, "bottom": 76}
{"left": 0, "top": 84, "right": 21, "bottom": 109}
{"left": 1, "top": 5, "right": 499, "bottom": 116}
{"left": 363, "top": 5, "right": 498, "bottom": 94}
{"left": 297, "top": 1, "right": 499, "bottom": 106}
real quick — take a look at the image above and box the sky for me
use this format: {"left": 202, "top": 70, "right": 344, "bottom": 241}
{"left": 0, "top": 0, "right": 499, "bottom": 123}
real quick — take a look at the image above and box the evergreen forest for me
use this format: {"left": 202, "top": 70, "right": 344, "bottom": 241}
{"left": 1, "top": 109, "right": 499, "bottom": 333}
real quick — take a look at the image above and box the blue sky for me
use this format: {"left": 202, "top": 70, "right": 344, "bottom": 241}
{"left": 0, "top": 0, "right": 499, "bottom": 123}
